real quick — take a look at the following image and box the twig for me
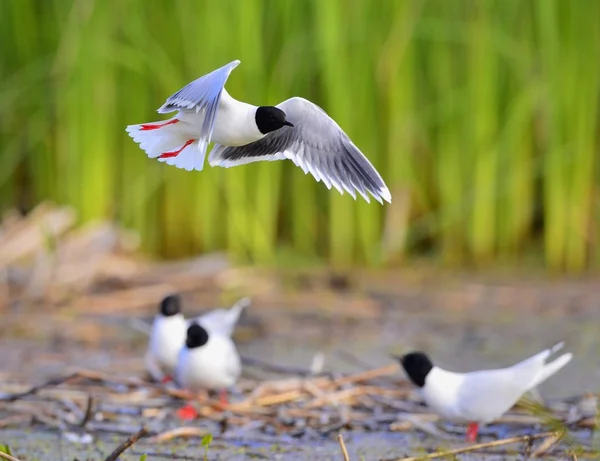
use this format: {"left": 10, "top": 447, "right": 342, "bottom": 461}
{"left": 79, "top": 395, "right": 94, "bottom": 427}
{"left": 337, "top": 433, "right": 351, "bottom": 461}
{"left": 0, "top": 451, "right": 23, "bottom": 461}
{"left": 104, "top": 426, "right": 149, "bottom": 461}
{"left": 0, "top": 373, "right": 77, "bottom": 402}
{"left": 385, "top": 431, "right": 559, "bottom": 461}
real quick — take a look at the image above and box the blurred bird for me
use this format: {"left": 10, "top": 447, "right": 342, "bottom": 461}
{"left": 394, "top": 342, "right": 573, "bottom": 442}
{"left": 145, "top": 294, "right": 187, "bottom": 383}
{"left": 126, "top": 60, "right": 391, "bottom": 204}
{"left": 174, "top": 322, "right": 241, "bottom": 419}
{"left": 145, "top": 294, "right": 250, "bottom": 383}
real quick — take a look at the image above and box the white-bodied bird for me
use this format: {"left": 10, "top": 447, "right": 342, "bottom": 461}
{"left": 126, "top": 60, "right": 391, "bottom": 204}
{"left": 395, "top": 342, "right": 573, "bottom": 442}
{"left": 145, "top": 294, "right": 249, "bottom": 382}
{"left": 174, "top": 322, "right": 241, "bottom": 418}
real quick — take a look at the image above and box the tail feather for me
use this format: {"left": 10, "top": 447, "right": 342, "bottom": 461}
{"left": 192, "top": 297, "right": 251, "bottom": 337}
{"left": 126, "top": 117, "right": 205, "bottom": 171}
{"left": 157, "top": 140, "right": 201, "bottom": 171}
{"left": 507, "top": 341, "right": 572, "bottom": 392}
{"left": 228, "top": 297, "right": 251, "bottom": 324}
{"left": 512, "top": 341, "right": 564, "bottom": 371}
{"left": 529, "top": 352, "right": 573, "bottom": 390}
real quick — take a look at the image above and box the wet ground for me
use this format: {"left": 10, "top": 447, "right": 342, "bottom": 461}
{"left": 1, "top": 270, "right": 599, "bottom": 460}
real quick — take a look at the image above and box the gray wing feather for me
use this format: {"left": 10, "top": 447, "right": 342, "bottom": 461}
{"left": 157, "top": 60, "right": 240, "bottom": 152}
{"left": 208, "top": 97, "right": 391, "bottom": 204}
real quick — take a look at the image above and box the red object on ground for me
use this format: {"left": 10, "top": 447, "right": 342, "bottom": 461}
{"left": 140, "top": 119, "right": 180, "bottom": 131}
{"left": 219, "top": 389, "right": 228, "bottom": 405}
{"left": 159, "top": 139, "right": 194, "bottom": 159}
{"left": 176, "top": 404, "right": 198, "bottom": 420}
{"left": 161, "top": 376, "right": 173, "bottom": 384}
{"left": 466, "top": 422, "right": 479, "bottom": 442}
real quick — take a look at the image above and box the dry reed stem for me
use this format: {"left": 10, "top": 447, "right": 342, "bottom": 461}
{"left": 0, "top": 415, "right": 32, "bottom": 428}
{"left": 0, "top": 452, "right": 22, "bottom": 461}
{"left": 148, "top": 426, "right": 209, "bottom": 443}
{"left": 530, "top": 431, "right": 564, "bottom": 458}
{"left": 386, "top": 431, "right": 560, "bottom": 461}
{"left": 338, "top": 434, "right": 351, "bottom": 461}
{"left": 333, "top": 364, "right": 399, "bottom": 387}
{"left": 306, "top": 387, "right": 359, "bottom": 408}
{"left": 0, "top": 374, "right": 78, "bottom": 402}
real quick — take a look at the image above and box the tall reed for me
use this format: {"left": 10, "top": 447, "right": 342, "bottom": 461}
{"left": 1, "top": 0, "right": 598, "bottom": 272}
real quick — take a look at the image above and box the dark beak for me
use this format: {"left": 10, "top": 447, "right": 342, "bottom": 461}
{"left": 284, "top": 121, "right": 294, "bottom": 127}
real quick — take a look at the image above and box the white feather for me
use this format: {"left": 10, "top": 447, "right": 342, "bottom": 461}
{"left": 175, "top": 333, "right": 241, "bottom": 391}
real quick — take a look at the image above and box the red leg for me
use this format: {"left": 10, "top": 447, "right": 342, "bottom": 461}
{"left": 140, "top": 119, "right": 180, "bottom": 131}
{"left": 466, "top": 422, "right": 479, "bottom": 443}
{"left": 159, "top": 139, "right": 195, "bottom": 159}
{"left": 219, "top": 389, "right": 228, "bottom": 405}
{"left": 176, "top": 403, "right": 198, "bottom": 420}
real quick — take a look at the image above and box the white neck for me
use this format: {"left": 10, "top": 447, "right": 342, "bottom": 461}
{"left": 421, "top": 367, "right": 465, "bottom": 420}
{"left": 212, "top": 89, "right": 264, "bottom": 146}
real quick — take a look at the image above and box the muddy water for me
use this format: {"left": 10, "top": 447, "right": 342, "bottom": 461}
{"left": 1, "top": 274, "right": 599, "bottom": 459}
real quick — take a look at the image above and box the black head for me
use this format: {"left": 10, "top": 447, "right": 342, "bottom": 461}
{"left": 186, "top": 323, "right": 209, "bottom": 349}
{"left": 394, "top": 352, "right": 433, "bottom": 388}
{"left": 160, "top": 294, "right": 181, "bottom": 317}
{"left": 255, "top": 106, "right": 294, "bottom": 134}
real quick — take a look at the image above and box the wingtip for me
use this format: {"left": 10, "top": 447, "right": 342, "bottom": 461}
{"left": 232, "top": 296, "right": 251, "bottom": 311}
{"left": 380, "top": 187, "right": 392, "bottom": 204}
{"left": 562, "top": 352, "right": 574, "bottom": 364}
{"left": 550, "top": 341, "right": 566, "bottom": 354}
{"left": 239, "top": 297, "right": 252, "bottom": 308}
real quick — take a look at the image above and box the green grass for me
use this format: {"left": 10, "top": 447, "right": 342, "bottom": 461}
{"left": 1, "top": 0, "right": 599, "bottom": 272}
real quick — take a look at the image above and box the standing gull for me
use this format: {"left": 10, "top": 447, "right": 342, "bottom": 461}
{"left": 145, "top": 294, "right": 249, "bottom": 383}
{"left": 174, "top": 322, "right": 242, "bottom": 420}
{"left": 126, "top": 60, "right": 391, "bottom": 204}
{"left": 395, "top": 342, "right": 573, "bottom": 442}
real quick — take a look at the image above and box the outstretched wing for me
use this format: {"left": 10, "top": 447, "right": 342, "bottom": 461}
{"left": 208, "top": 97, "right": 391, "bottom": 204}
{"left": 158, "top": 59, "right": 240, "bottom": 160}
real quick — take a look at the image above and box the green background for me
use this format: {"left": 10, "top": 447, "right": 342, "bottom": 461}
{"left": 1, "top": 0, "right": 598, "bottom": 271}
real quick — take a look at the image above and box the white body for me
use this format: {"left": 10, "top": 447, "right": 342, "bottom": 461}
{"left": 211, "top": 89, "right": 263, "bottom": 146}
{"left": 420, "top": 343, "right": 572, "bottom": 424}
{"left": 145, "top": 314, "right": 187, "bottom": 380}
{"left": 175, "top": 333, "right": 241, "bottom": 391}
{"left": 144, "top": 298, "right": 249, "bottom": 381}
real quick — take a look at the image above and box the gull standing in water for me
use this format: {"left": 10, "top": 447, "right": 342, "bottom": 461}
{"left": 126, "top": 60, "right": 391, "bottom": 204}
